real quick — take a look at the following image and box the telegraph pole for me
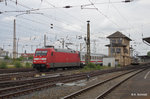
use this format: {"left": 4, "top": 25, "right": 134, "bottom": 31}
{"left": 13, "top": 19, "right": 17, "bottom": 59}
{"left": 62, "top": 38, "right": 65, "bottom": 49}
{"left": 17, "top": 38, "right": 19, "bottom": 58}
{"left": 85, "top": 20, "right": 91, "bottom": 65}
{"left": 44, "top": 34, "right": 46, "bottom": 47}
{"left": 93, "top": 40, "right": 96, "bottom": 53}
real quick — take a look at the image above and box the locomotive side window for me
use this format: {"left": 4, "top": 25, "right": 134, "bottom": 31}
{"left": 51, "top": 52, "right": 53, "bottom": 56}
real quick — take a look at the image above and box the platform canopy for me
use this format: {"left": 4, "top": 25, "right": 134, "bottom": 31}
{"left": 143, "top": 37, "right": 150, "bottom": 45}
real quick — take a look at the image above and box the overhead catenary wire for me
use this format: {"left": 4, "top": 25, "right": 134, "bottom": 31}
{"left": 88, "top": 0, "right": 121, "bottom": 29}
{"left": 1, "top": 4, "right": 86, "bottom": 38}
{"left": 1, "top": 0, "right": 139, "bottom": 53}
{"left": 2, "top": 0, "right": 125, "bottom": 34}
{"left": 110, "top": 3, "right": 134, "bottom": 32}
{"left": 43, "top": 0, "right": 87, "bottom": 32}
{"left": 7, "top": 0, "right": 86, "bottom": 34}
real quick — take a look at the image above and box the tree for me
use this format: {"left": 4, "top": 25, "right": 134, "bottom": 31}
{"left": 147, "top": 51, "right": 150, "bottom": 56}
{"left": 28, "top": 56, "right": 33, "bottom": 60}
{"left": 4, "top": 56, "right": 10, "bottom": 60}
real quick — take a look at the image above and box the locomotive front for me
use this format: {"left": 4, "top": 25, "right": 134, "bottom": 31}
{"left": 32, "top": 48, "right": 50, "bottom": 71}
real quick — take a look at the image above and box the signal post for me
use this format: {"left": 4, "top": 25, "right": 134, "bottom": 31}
{"left": 85, "top": 20, "right": 91, "bottom": 65}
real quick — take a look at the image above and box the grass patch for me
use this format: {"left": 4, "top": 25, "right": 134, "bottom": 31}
{"left": 25, "top": 62, "right": 32, "bottom": 68}
{"left": 0, "top": 59, "right": 33, "bottom": 69}
{"left": 0, "top": 61, "right": 8, "bottom": 69}
{"left": 81, "top": 63, "right": 112, "bottom": 72}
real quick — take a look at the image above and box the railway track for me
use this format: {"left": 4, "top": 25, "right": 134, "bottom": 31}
{"left": 0, "top": 64, "right": 149, "bottom": 98}
{"left": 0, "top": 65, "right": 142, "bottom": 88}
{"left": 62, "top": 68, "right": 147, "bottom": 99}
{"left": 0, "top": 68, "right": 80, "bottom": 82}
{"left": 0, "top": 63, "right": 147, "bottom": 82}
{"left": 0, "top": 68, "right": 34, "bottom": 74}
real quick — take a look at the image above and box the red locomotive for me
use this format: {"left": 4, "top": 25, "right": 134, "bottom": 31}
{"left": 33, "top": 47, "right": 80, "bottom": 71}
{"left": 33, "top": 47, "right": 103, "bottom": 71}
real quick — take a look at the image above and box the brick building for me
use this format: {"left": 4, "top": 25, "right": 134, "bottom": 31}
{"left": 106, "top": 31, "right": 132, "bottom": 66}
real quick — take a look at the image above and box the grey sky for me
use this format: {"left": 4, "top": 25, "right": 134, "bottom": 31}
{"left": 0, "top": 0, "right": 150, "bottom": 56}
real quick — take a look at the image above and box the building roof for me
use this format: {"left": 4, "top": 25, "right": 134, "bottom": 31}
{"left": 138, "top": 55, "right": 150, "bottom": 59}
{"left": 107, "top": 31, "right": 132, "bottom": 41}
{"left": 21, "top": 53, "right": 34, "bottom": 57}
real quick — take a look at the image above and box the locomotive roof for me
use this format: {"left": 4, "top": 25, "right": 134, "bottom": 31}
{"left": 80, "top": 52, "right": 107, "bottom": 57}
{"left": 36, "top": 48, "right": 77, "bottom": 53}
{"left": 54, "top": 48, "right": 77, "bottom": 53}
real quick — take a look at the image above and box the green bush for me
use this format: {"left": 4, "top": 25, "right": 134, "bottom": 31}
{"left": 96, "top": 65, "right": 101, "bottom": 70}
{"left": 4, "top": 56, "right": 10, "bottom": 60}
{"left": 25, "top": 62, "right": 31, "bottom": 68}
{"left": 118, "top": 64, "right": 121, "bottom": 67}
{"left": 83, "top": 66, "right": 89, "bottom": 70}
{"left": 14, "top": 61, "right": 23, "bottom": 68}
{"left": 87, "top": 63, "right": 96, "bottom": 68}
{"left": 16, "top": 58, "right": 22, "bottom": 61}
{"left": 0, "top": 61, "right": 8, "bottom": 69}
{"left": 28, "top": 56, "right": 33, "bottom": 60}
{"left": 15, "top": 56, "right": 26, "bottom": 61}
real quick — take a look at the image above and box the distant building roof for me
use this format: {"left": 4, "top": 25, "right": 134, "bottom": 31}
{"left": 107, "top": 31, "right": 132, "bottom": 41}
{"left": 21, "top": 53, "right": 34, "bottom": 57}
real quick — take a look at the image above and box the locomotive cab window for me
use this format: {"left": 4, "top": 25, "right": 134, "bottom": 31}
{"left": 42, "top": 51, "right": 47, "bottom": 56}
{"left": 35, "top": 51, "right": 41, "bottom": 56}
{"left": 35, "top": 51, "right": 47, "bottom": 56}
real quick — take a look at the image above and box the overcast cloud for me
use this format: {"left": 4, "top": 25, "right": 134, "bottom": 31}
{"left": 0, "top": 0, "right": 150, "bottom": 56}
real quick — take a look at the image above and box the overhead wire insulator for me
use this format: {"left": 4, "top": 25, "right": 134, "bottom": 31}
{"left": 123, "top": 0, "right": 133, "bottom": 3}
{"left": 16, "top": 0, "right": 17, "bottom": 5}
{"left": 50, "top": 24, "right": 53, "bottom": 29}
{"left": 63, "top": 6, "right": 72, "bottom": 8}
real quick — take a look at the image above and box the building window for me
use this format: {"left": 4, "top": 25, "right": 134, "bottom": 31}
{"left": 116, "top": 48, "right": 121, "bottom": 53}
{"left": 118, "top": 39, "right": 122, "bottom": 44}
{"left": 124, "top": 48, "right": 128, "bottom": 53}
{"left": 111, "top": 40, "right": 116, "bottom": 43}
{"left": 111, "top": 48, "right": 115, "bottom": 53}
{"left": 82, "top": 55, "right": 85, "bottom": 60}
